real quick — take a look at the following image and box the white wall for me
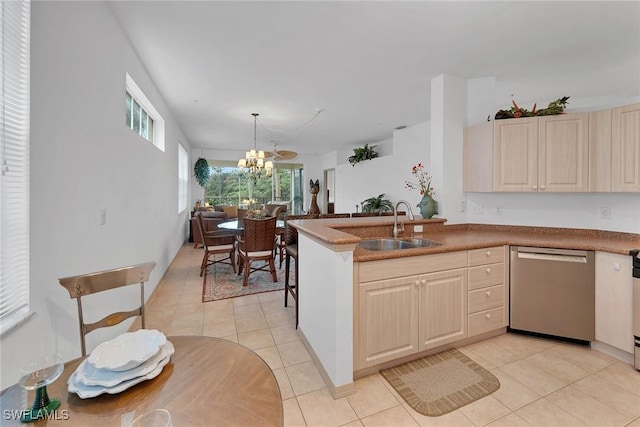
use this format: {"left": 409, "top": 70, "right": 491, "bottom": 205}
{"left": 334, "top": 127, "right": 432, "bottom": 215}
{"left": 0, "top": 1, "right": 192, "bottom": 389}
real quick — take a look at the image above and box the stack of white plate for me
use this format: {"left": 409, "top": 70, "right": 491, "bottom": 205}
{"left": 68, "top": 329, "right": 174, "bottom": 399}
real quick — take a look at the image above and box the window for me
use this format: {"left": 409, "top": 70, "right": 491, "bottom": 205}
{"left": 125, "top": 73, "right": 165, "bottom": 151}
{"left": 177, "top": 143, "right": 188, "bottom": 213}
{"left": 204, "top": 160, "right": 304, "bottom": 214}
{"left": 1, "top": 0, "right": 31, "bottom": 334}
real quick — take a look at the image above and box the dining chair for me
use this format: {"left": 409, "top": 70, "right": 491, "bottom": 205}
{"left": 237, "top": 216, "right": 278, "bottom": 287}
{"left": 319, "top": 213, "right": 351, "bottom": 218}
{"left": 194, "top": 212, "right": 236, "bottom": 276}
{"left": 283, "top": 214, "right": 315, "bottom": 328}
{"left": 58, "top": 261, "right": 156, "bottom": 356}
{"left": 351, "top": 212, "right": 382, "bottom": 217}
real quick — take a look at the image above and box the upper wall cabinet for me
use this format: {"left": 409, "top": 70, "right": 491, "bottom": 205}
{"left": 611, "top": 104, "right": 640, "bottom": 192}
{"left": 464, "top": 113, "right": 589, "bottom": 192}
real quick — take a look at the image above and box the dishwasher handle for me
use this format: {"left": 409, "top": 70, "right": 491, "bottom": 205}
{"left": 514, "top": 246, "right": 589, "bottom": 264}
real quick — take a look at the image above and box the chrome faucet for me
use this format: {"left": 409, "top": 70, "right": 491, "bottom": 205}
{"left": 393, "top": 200, "right": 415, "bottom": 238}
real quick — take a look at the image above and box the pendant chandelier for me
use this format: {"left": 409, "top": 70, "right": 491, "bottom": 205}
{"left": 237, "top": 113, "right": 273, "bottom": 178}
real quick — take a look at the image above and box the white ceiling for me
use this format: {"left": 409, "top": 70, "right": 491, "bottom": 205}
{"left": 108, "top": 1, "right": 640, "bottom": 156}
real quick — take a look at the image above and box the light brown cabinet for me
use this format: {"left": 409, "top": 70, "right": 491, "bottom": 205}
{"left": 465, "top": 113, "right": 590, "bottom": 192}
{"left": 357, "top": 275, "right": 419, "bottom": 368}
{"left": 611, "top": 103, "right": 640, "bottom": 192}
{"left": 418, "top": 269, "right": 467, "bottom": 349}
{"left": 354, "top": 248, "right": 507, "bottom": 371}
{"left": 595, "top": 252, "right": 634, "bottom": 354}
{"left": 467, "top": 246, "right": 508, "bottom": 337}
{"left": 355, "top": 252, "right": 467, "bottom": 369}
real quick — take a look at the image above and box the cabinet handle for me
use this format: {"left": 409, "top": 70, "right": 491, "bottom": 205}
{"left": 540, "top": 185, "right": 546, "bottom": 190}
{"left": 415, "top": 280, "right": 421, "bottom": 287}
{"left": 485, "top": 313, "right": 491, "bottom": 319}
{"left": 486, "top": 251, "right": 491, "bottom": 257}
{"left": 532, "top": 185, "right": 538, "bottom": 190}
{"left": 485, "top": 267, "right": 491, "bottom": 274}
{"left": 485, "top": 291, "right": 491, "bottom": 297}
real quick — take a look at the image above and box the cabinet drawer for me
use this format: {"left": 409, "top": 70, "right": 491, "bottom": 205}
{"left": 468, "top": 284, "right": 504, "bottom": 314}
{"left": 468, "top": 246, "right": 504, "bottom": 266}
{"left": 468, "top": 263, "right": 504, "bottom": 290}
{"left": 468, "top": 307, "right": 505, "bottom": 336}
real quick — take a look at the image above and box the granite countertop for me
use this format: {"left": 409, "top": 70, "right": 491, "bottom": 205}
{"left": 289, "top": 217, "right": 640, "bottom": 262}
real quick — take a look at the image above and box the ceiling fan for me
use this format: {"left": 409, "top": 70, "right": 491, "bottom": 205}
{"left": 263, "top": 143, "right": 297, "bottom": 161}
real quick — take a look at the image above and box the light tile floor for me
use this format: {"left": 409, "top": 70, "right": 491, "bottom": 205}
{"left": 146, "top": 243, "right": 640, "bottom": 427}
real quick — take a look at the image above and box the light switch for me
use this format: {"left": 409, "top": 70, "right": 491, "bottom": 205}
{"left": 100, "top": 208, "right": 107, "bottom": 225}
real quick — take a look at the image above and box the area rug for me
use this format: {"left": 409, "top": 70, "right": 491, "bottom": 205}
{"left": 380, "top": 348, "right": 500, "bottom": 417}
{"left": 202, "top": 259, "right": 289, "bottom": 302}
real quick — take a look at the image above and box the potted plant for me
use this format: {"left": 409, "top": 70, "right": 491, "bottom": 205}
{"left": 194, "top": 158, "right": 210, "bottom": 188}
{"left": 361, "top": 194, "right": 393, "bottom": 213}
{"left": 348, "top": 144, "right": 379, "bottom": 166}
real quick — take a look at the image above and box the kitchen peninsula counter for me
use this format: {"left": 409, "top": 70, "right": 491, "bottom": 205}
{"left": 290, "top": 217, "right": 640, "bottom": 260}
{"left": 289, "top": 216, "right": 639, "bottom": 399}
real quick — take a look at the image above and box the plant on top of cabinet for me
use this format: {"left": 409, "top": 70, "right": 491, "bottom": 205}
{"left": 495, "top": 96, "right": 570, "bottom": 119}
{"left": 348, "top": 143, "right": 379, "bottom": 166}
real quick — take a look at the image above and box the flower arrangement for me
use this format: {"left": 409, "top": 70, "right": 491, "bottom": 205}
{"left": 244, "top": 209, "right": 268, "bottom": 220}
{"left": 405, "top": 163, "right": 435, "bottom": 197}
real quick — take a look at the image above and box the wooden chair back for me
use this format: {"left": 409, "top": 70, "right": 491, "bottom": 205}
{"left": 242, "top": 217, "right": 277, "bottom": 253}
{"left": 283, "top": 214, "right": 316, "bottom": 246}
{"left": 237, "top": 208, "right": 249, "bottom": 228}
{"left": 59, "top": 261, "right": 156, "bottom": 356}
{"left": 319, "top": 213, "right": 351, "bottom": 218}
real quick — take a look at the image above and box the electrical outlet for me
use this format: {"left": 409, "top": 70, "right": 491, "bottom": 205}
{"left": 100, "top": 208, "right": 107, "bottom": 225}
{"left": 414, "top": 225, "right": 423, "bottom": 233}
{"left": 460, "top": 201, "right": 466, "bottom": 212}
{"left": 599, "top": 206, "right": 611, "bottom": 220}
{"left": 495, "top": 205, "right": 503, "bottom": 215}
{"left": 471, "top": 203, "right": 484, "bottom": 214}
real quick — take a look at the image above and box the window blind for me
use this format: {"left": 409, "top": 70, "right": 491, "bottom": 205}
{"left": 178, "top": 143, "right": 188, "bottom": 213}
{"left": 0, "top": 0, "right": 30, "bottom": 333}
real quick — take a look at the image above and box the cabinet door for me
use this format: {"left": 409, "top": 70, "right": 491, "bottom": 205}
{"left": 357, "top": 276, "right": 419, "bottom": 368}
{"left": 612, "top": 103, "right": 640, "bottom": 192}
{"left": 539, "top": 113, "right": 589, "bottom": 192}
{"left": 418, "top": 268, "right": 467, "bottom": 351}
{"left": 494, "top": 118, "right": 538, "bottom": 191}
{"left": 589, "top": 109, "right": 612, "bottom": 192}
{"left": 595, "top": 252, "right": 634, "bottom": 353}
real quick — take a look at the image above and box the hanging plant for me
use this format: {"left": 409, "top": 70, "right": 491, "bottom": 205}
{"left": 348, "top": 144, "right": 379, "bottom": 166}
{"left": 193, "top": 157, "right": 210, "bottom": 188}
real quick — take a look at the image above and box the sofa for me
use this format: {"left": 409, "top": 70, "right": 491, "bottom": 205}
{"left": 191, "top": 211, "right": 229, "bottom": 248}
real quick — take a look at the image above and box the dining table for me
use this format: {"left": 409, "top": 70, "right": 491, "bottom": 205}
{"left": 217, "top": 219, "right": 285, "bottom": 232}
{"left": 0, "top": 336, "right": 283, "bottom": 426}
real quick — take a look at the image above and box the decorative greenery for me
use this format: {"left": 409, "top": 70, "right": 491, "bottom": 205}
{"left": 348, "top": 143, "right": 379, "bottom": 166}
{"left": 244, "top": 209, "right": 268, "bottom": 219}
{"left": 495, "top": 96, "right": 570, "bottom": 120}
{"left": 194, "top": 158, "right": 211, "bottom": 188}
{"left": 361, "top": 193, "right": 393, "bottom": 213}
{"left": 405, "top": 163, "right": 435, "bottom": 197}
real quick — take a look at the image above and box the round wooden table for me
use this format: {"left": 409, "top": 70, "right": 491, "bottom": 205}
{"left": 0, "top": 336, "right": 283, "bottom": 426}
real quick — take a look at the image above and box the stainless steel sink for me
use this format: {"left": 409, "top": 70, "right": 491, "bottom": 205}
{"left": 357, "top": 238, "right": 442, "bottom": 251}
{"left": 399, "top": 238, "right": 442, "bottom": 248}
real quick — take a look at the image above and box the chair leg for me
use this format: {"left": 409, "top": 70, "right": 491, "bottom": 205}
{"left": 284, "top": 253, "right": 290, "bottom": 307}
{"left": 269, "top": 257, "right": 277, "bottom": 282}
{"left": 200, "top": 251, "right": 208, "bottom": 277}
{"left": 243, "top": 259, "right": 251, "bottom": 286}
{"left": 294, "top": 255, "right": 299, "bottom": 329}
{"left": 229, "top": 248, "right": 236, "bottom": 273}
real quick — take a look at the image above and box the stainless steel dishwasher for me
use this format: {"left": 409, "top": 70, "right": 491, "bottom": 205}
{"left": 510, "top": 246, "right": 595, "bottom": 343}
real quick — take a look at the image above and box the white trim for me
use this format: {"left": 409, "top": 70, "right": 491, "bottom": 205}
{"left": 125, "top": 72, "right": 165, "bottom": 151}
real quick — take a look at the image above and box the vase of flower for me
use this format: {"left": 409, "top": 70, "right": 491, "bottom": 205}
{"left": 417, "top": 194, "right": 438, "bottom": 219}
{"left": 405, "top": 162, "right": 438, "bottom": 218}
